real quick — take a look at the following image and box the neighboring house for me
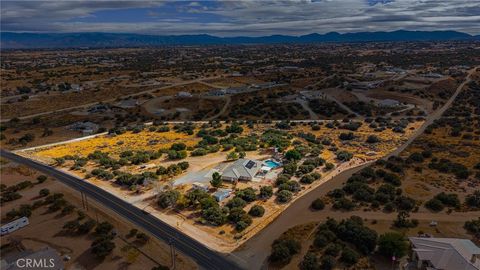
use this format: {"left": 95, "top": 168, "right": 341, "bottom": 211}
{"left": 378, "top": 99, "right": 400, "bottom": 107}
{"left": 176, "top": 91, "right": 192, "bottom": 98}
{"left": 408, "top": 237, "right": 480, "bottom": 270}
{"left": 71, "top": 84, "right": 82, "bottom": 92}
{"left": 213, "top": 189, "right": 232, "bottom": 202}
{"left": 67, "top": 121, "right": 99, "bottom": 135}
{"left": 206, "top": 89, "right": 226, "bottom": 96}
{"left": 1, "top": 217, "right": 29, "bottom": 236}
{"left": 115, "top": 98, "right": 138, "bottom": 109}
{"left": 221, "top": 159, "right": 262, "bottom": 182}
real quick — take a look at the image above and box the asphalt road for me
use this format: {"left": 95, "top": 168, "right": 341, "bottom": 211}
{"left": 0, "top": 149, "right": 242, "bottom": 270}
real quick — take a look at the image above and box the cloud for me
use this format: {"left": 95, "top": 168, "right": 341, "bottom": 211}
{"left": 1, "top": 0, "right": 479, "bottom": 35}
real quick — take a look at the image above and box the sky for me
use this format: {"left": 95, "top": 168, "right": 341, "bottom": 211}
{"left": 2, "top": 0, "right": 480, "bottom": 36}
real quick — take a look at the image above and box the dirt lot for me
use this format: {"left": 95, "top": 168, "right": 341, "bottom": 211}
{"left": 0, "top": 159, "right": 197, "bottom": 270}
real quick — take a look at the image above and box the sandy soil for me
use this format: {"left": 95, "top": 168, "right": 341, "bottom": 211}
{"left": 0, "top": 160, "right": 197, "bottom": 270}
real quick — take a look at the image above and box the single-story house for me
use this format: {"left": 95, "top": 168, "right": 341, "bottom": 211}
{"left": 176, "top": 91, "right": 192, "bottom": 98}
{"left": 408, "top": 237, "right": 480, "bottom": 270}
{"left": 213, "top": 189, "right": 232, "bottom": 202}
{"left": 378, "top": 99, "right": 400, "bottom": 107}
{"left": 67, "top": 121, "right": 99, "bottom": 135}
{"left": 221, "top": 159, "right": 262, "bottom": 182}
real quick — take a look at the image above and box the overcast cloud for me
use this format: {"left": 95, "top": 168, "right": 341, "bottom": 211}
{"left": 1, "top": 0, "right": 479, "bottom": 36}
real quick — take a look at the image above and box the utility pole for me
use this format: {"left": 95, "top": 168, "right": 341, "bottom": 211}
{"left": 80, "top": 191, "right": 85, "bottom": 209}
{"left": 169, "top": 238, "right": 176, "bottom": 270}
{"left": 85, "top": 194, "right": 89, "bottom": 211}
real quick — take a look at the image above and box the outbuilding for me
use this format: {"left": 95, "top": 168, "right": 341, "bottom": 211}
{"left": 1, "top": 217, "right": 29, "bottom": 235}
{"left": 213, "top": 189, "right": 232, "bottom": 202}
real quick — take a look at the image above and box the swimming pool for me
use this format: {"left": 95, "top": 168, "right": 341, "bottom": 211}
{"left": 264, "top": 160, "right": 281, "bottom": 169}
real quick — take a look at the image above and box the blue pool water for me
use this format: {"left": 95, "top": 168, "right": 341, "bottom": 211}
{"left": 264, "top": 160, "right": 281, "bottom": 169}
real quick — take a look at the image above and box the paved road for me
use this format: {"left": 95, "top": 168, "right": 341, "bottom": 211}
{"left": 0, "top": 149, "right": 242, "bottom": 270}
{"left": 234, "top": 66, "right": 478, "bottom": 269}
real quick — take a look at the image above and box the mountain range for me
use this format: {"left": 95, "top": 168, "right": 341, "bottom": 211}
{"left": 1, "top": 30, "right": 479, "bottom": 49}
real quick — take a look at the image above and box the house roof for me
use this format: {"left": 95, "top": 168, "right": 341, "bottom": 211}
{"left": 222, "top": 159, "right": 261, "bottom": 180}
{"left": 213, "top": 189, "right": 231, "bottom": 199}
{"left": 409, "top": 237, "right": 480, "bottom": 270}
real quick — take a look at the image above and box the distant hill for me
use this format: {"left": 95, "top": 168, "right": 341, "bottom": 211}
{"left": 1, "top": 30, "right": 478, "bottom": 49}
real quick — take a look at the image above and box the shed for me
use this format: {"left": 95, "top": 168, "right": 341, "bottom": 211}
{"left": 213, "top": 189, "right": 232, "bottom": 202}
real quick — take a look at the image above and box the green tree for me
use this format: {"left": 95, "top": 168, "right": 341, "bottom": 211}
{"left": 91, "top": 237, "right": 115, "bottom": 259}
{"left": 39, "top": 188, "right": 50, "bottom": 197}
{"left": 249, "top": 205, "right": 265, "bottom": 217}
{"left": 378, "top": 232, "right": 408, "bottom": 258}
{"left": 210, "top": 172, "right": 222, "bottom": 188}
{"left": 157, "top": 190, "right": 180, "bottom": 209}
{"left": 320, "top": 255, "right": 336, "bottom": 270}
{"left": 285, "top": 149, "right": 302, "bottom": 161}
{"left": 227, "top": 151, "right": 239, "bottom": 161}
{"left": 259, "top": 186, "right": 273, "bottom": 199}
{"left": 277, "top": 190, "right": 293, "bottom": 203}
{"left": 340, "top": 247, "right": 359, "bottom": 266}
{"left": 311, "top": 198, "right": 325, "bottom": 210}
{"left": 300, "top": 252, "right": 319, "bottom": 270}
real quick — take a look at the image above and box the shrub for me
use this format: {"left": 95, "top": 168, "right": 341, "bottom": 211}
{"left": 276, "top": 190, "right": 293, "bottom": 203}
{"left": 464, "top": 218, "right": 480, "bottom": 238}
{"left": 285, "top": 149, "right": 302, "bottom": 161}
{"left": 336, "top": 151, "right": 353, "bottom": 161}
{"left": 36, "top": 175, "right": 47, "bottom": 183}
{"left": 39, "top": 188, "right": 50, "bottom": 197}
{"left": 249, "top": 205, "right": 265, "bottom": 217}
{"left": 78, "top": 219, "right": 96, "bottom": 234}
{"left": 320, "top": 255, "right": 336, "bottom": 270}
{"left": 408, "top": 152, "right": 424, "bottom": 163}
{"left": 202, "top": 207, "right": 227, "bottom": 226}
{"left": 136, "top": 232, "right": 150, "bottom": 243}
{"left": 435, "top": 192, "right": 460, "bottom": 208}
{"left": 311, "top": 198, "right": 325, "bottom": 210}
{"left": 340, "top": 247, "right": 359, "bottom": 266}
{"left": 300, "top": 252, "right": 319, "bottom": 270}
{"left": 425, "top": 198, "right": 444, "bottom": 212}
{"left": 95, "top": 221, "right": 114, "bottom": 236}
{"left": 226, "top": 197, "right": 247, "bottom": 209}
{"left": 91, "top": 237, "right": 115, "bottom": 259}
{"left": 270, "top": 238, "right": 301, "bottom": 264}
{"left": 170, "top": 143, "right": 186, "bottom": 151}
{"left": 324, "top": 243, "right": 342, "bottom": 256}
{"left": 157, "top": 190, "right": 180, "bottom": 209}
{"left": 339, "top": 132, "right": 355, "bottom": 140}
{"left": 61, "top": 204, "right": 75, "bottom": 215}
{"left": 366, "top": 135, "right": 380, "bottom": 143}
{"left": 332, "top": 197, "right": 355, "bottom": 211}
{"left": 259, "top": 186, "right": 273, "bottom": 199}
{"left": 466, "top": 191, "right": 480, "bottom": 209}
{"left": 235, "top": 187, "right": 257, "bottom": 202}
